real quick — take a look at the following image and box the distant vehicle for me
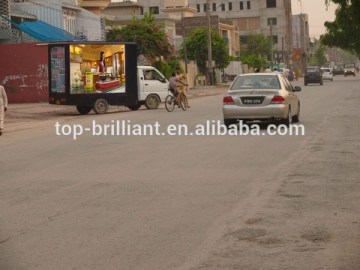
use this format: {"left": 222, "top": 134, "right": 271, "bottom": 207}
{"left": 344, "top": 69, "right": 356, "bottom": 77}
{"left": 320, "top": 67, "right": 333, "bottom": 81}
{"left": 278, "top": 68, "right": 290, "bottom": 79}
{"left": 304, "top": 66, "right": 323, "bottom": 86}
{"left": 223, "top": 73, "right": 301, "bottom": 127}
{"left": 344, "top": 64, "right": 356, "bottom": 77}
{"left": 332, "top": 68, "right": 344, "bottom": 76}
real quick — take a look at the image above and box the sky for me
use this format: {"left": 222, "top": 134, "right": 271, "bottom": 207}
{"left": 291, "top": 0, "right": 337, "bottom": 39}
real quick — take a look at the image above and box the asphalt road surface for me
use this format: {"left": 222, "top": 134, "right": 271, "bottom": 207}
{"left": 1, "top": 76, "right": 359, "bottom": 270}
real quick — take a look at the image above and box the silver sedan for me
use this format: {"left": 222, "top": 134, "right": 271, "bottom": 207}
{"left": 223, "top": 73, "right": 301, "bottom": 127}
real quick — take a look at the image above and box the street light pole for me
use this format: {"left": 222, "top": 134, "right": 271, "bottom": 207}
{"left": 206, "top": 0, "right": 212, "bottom": 85}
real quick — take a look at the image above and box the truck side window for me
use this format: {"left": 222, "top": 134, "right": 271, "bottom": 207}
{"left": 144, "top": 70, "right": 153, "bottom": 80}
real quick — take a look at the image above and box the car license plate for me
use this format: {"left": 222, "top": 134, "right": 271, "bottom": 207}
{"left": 241, "top": 97, "right": 264, "bottom": 104}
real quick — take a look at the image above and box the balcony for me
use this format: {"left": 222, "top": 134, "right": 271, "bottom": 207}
{"left": 77, "top": 0, "right": 111, "bottom": 14}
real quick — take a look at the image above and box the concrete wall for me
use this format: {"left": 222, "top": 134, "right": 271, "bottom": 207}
{"left": 0, "top": 43, "right": 48, "bottom": 103}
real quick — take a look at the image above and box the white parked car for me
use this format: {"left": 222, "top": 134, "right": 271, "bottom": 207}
{"left": 320, "top": 67, "right": 334, "bottom": 81}
{"left": 223, "top": 73, "right": 301, "bottom": 127}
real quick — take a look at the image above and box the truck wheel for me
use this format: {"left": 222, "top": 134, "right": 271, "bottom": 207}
{"left": 128, "top": 104, "right": 141, "bottom": 111}
{"left": 93, "top": 99, "right": 109, "bottom": 114}
{"left": 76, "top": 106, "right": 92, "bottom": 115}
{"left": 145, "top": 94, "right": 160, "bottom": 109}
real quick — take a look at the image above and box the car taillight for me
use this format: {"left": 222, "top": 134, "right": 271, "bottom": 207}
{"left": 223, "top": 96, "right": 235, "bottom": 105}
{"left": 271, "top": 95, "right": 285, "bottom": 104}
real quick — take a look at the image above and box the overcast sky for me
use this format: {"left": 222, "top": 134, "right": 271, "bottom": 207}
{"left": 291, "top": 0, "right": 337, "bottom": 39}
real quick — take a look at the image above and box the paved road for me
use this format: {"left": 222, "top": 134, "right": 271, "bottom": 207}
{"left": 1, "top": 76, "right": 359, "bottom": 270}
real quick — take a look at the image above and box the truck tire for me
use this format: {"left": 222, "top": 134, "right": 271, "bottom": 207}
{"left": 128, "top": 104, "right": 141, "bottom": 111}
{"left": 93, "top": 99, "right": 109, "bottom": 114}
{"left": 76, "top": 106, "right": 92, "bottom": 115}
{"left": 145, "top": 94, "right": 160, "bottom": 110}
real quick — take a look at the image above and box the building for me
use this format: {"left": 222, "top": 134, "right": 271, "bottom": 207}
{"left": 102, "top": 0, "right": 240, "bottom": 85}
{"left": 134, "top": 0, "right": 292, "bottom": 66}
{"left": 77, "top": 0, "right": 111, "bottom": 15}
{"left": 292, "top": 13, "right": 310, "bottom": 72}
{"left": 0, "top": 0, "right": 104, "bottom": 43}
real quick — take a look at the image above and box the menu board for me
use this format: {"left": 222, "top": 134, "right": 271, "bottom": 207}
{"left": 50, "top": 47, "right": 66, "bottom": 93}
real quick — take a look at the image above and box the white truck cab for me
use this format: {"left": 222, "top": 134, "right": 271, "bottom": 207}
{"left": 136, "top": 66, "right": 169, "bottom": 110}
{"left": 107, "top": 66, "right": 169, "bottom": 111}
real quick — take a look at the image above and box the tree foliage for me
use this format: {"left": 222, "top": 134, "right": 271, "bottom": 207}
{"left": 240, "top": 32, "right": 272, "bottom": 69}
{"left": 242, "top": 32, "right": 272, "bottom": 59}
{"left": 106, "top": 12, "right": 173, "bottom": 64}
{"left": 310, "top": 43, "right": 327, "bottom": 66}
{"left": 321, "top": 0, "right": 360, "bottom": 57}
{"left": 153, "top": 56, "right": 181, "bottom": 79}
{"left": 179, "top": 28, "right": 230, "bottom": 74}
{"left": 241, "top": 54, "right": 268, "bottom": 69}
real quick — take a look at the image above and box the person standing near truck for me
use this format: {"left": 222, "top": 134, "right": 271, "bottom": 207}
{"left": 98, "top": 51, "right": 107, "bottom": 73}
{"left": 0, "top": 85, "right": 8, "bottom": 136}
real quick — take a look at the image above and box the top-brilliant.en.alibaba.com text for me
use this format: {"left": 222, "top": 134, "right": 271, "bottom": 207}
{"left": 54, "top": 120, "right": 306, "bottom": 140}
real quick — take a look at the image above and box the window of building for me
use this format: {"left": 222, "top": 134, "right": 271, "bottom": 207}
{"left": 266, "top": 0, "right": 276, "bottom": 8}
{"left": 247, "top": 1, "right": 251, "bottom": 9}
{"left": 63, "top": 10, "right": 76, "bottom": 36}
{"left": 240, "top": 35, "right": 249, "bottom": 44}
{"left": 196, "top": 4, "right": 200, "bottom": 12}
{"left": 140, "top": 7, "right": 144, "bottom": 15}
{"left": 229, "top": 2, "right": 233, "bottom": 10}
{"left": 212, "top": 3, "right": 216, "bottom": 11}
{"left": 221, "top": 3, "right": 225, "bottom": 11}
{"left": 240, "top": 1, "right": 243, "bottom": 10}
{"left": 149, "top": 6, "right": 159, "bottom": 14}
{"left": 267, "top": 18, "right": 277, "bottom": 26}
{"left": 204, "top": 3, "right": 207, "bottom": 12}
{"left": 269, "top": 35, "right": 278, "bottom": 44}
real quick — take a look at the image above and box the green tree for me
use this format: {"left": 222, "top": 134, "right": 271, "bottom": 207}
{"left": 153, "top": 56, "right": 181, "bottom": 79}
{"left": 240, "top": 54, "right": 268, "bottom": 69}
{"left": 242, "top": 32, "right": 272, "bottom": 59}
{"left": 106, "top": 12, "right": 173, "bottom": 64}
{"left": 239, "top": 32, "right": 272, "bottom": 69}
{"left": 321, "top": 0, "right": 360, "bottom": 57}
{"left": 179, "top": 28, "right": 230, "bottom": 75}
{"left": 310, "top": 41, "right": 327, "bottom": 66}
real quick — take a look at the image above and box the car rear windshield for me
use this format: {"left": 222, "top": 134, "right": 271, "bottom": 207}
{"left": 321, "top": 69, "right": 331, "bottom": 72}
{"left": 230, "top": 75, "right": 280, "bottom": 90}
{"left": 307, "top": 68, "right": 320, "bottom": 73}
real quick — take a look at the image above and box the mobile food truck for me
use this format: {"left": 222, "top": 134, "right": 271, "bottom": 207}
{"left": 48, "top": 42, "right": 168, "bottom": 114}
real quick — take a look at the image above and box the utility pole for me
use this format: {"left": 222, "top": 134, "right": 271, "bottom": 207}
{"left": 270, "top": 20, "right": 273, "bottom": 70}
{"left": 181, "top": 9, "right": 188, "bottom": 76}
{"left": 206, "top": 0, "right": 213, "bottom": 85}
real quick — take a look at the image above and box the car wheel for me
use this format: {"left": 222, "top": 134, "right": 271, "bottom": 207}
{"left": 281, "top": 107, "right": 292, "bottom": 127}
{"left": 292, "top": 102, "right": 300, "bottom": 123}
{"left": 145, "top": 94, "right": 160, "bottom": 110}
{"left": 93, "top": 99, "right": 109, "bottom": 114}
{"left": 76, "top": 106, "right": 92, "bottom": 115}
{"left": 304, "top": 81, "right": 307, "bottom": 86}
{"left": 320, "top": 80, "right": 323, "bottom": 85}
